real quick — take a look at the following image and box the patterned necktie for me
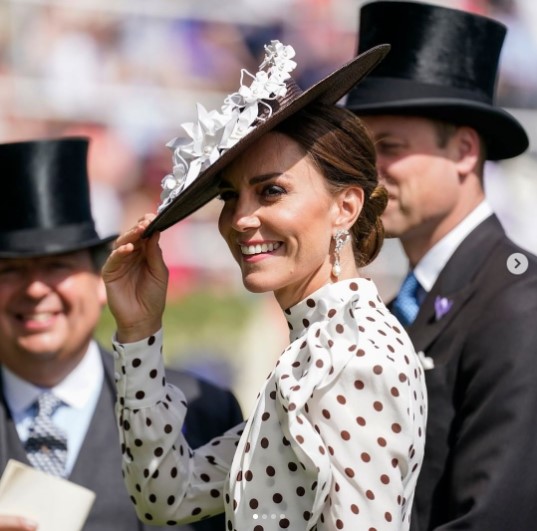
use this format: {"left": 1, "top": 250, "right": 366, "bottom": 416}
{"left": 24, "top": 392, "right": 68, "bottom": 477}
{"left": 392, "top": 271, "right": 421, "bottom": 326}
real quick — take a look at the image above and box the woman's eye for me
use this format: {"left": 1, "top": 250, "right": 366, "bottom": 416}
{"left": 218, "top": 190, "right": 238, "bottom": 202}
{"left": 262, "top": 185, "right": 286, "bottom": 198}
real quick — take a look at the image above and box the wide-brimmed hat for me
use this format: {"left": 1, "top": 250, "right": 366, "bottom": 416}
{"left": 0, "top": 137, "right": 116, "bottom": 258}
{"left": 144, "top": 40, "right": 390, "bottom": 236}
{"left": 344, "top": 1, "right": 528, "bottom": 160}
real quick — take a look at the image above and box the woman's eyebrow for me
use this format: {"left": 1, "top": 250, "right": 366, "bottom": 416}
{"left": 219, "top": 172, "right": 282, "bottom": 189}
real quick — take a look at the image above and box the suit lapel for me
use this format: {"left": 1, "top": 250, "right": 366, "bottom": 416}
{"left": 409, "top": 215, "right": 505, "bottom": 353}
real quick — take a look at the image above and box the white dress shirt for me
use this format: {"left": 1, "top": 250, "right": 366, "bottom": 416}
{"left": 414, "top": 201, "right": 493, "bottom": 293}
{"left": 2, "top": 341, "right": 104, "bottom": 475}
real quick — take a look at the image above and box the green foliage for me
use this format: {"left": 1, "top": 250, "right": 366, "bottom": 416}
{"left": 95, "top": 290, "right": 256, "bottom": 364}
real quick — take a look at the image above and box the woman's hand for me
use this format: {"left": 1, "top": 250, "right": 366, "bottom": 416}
{"left": 102, "top": 214, "right": 169, "bottom": 343}
{"left": 0, "top": 515, "right": 38, "bottom": 531}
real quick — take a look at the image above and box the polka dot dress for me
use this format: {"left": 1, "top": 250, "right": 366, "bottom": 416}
{"left": 113, "top": 278, "right": 427, "bottom": 530}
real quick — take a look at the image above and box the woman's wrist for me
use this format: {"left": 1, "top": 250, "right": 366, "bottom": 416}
{"left": 116, "top": 321, "right": 162, "bottom": 344}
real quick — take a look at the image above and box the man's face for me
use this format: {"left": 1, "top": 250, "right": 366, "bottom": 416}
{"left": 0, "top": 250, "right": 106, "bottom": 385}
{"left": 362, "top": 115, "right": 468, "bottom": 247}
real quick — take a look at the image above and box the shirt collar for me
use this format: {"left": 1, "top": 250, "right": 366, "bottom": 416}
{"left": 414, "top": 201, "right": 493, "bottom": 292}
{"left": 1, "top": 341, "right": 104, "bottom": 414}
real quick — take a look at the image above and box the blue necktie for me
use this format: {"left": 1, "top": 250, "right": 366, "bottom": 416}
{"left": 392, "top": 271, "right": 421, "bottom": 326}
{"left": 24, "top": 392, "right": 68, "bottom": 477}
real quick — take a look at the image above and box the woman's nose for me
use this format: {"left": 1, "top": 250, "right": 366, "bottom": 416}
{"left": 230, "top": 200, "right": 261, "bottom": 232}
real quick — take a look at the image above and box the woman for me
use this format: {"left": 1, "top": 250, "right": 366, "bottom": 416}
{"left": 104, "top": 41, "right": 427, "bottom": 530}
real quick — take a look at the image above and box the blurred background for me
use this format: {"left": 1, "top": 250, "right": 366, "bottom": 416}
{"left": 1, "top": 0, "right": 536, "bottom": 413}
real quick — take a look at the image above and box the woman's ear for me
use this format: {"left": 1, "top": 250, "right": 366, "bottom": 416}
{"left": 333, "top": 186, "right": 364, "bottom": 229}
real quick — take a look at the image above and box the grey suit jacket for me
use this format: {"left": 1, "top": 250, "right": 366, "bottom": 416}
{"left": 403, "top": 216, "right": 537, "bottom": 530}
{"left": 0, "top": 346, "right": 243, "bottom": 531}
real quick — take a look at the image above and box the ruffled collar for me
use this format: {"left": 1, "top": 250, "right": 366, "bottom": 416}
{"left": 284, "top": 278, "right": 364, "bottom": 342}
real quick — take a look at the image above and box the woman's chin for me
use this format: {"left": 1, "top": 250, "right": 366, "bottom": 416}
{"left": 241, "top": 273, "right": 276, "bottom": 294}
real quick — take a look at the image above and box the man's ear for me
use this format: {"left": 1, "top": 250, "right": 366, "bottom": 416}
{"left": 454, "top": 126, "right": 480, "bottom": 176}
{"left": 97, "top": 277, "right": 107, "bottom": 307}
{"left": 333, "top": 186, "right": 365, "bottom": 229}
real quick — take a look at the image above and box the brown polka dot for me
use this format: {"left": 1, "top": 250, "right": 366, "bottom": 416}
{"left": 135, "top": 391, "right": 145, "bottom": 399}
{"left": 316, "top": 359, "right": 324, "bottom": 368}
{"left": 361, "top": 452, "right": 371, "bottom": 462}
{"left": 392, "top": 423, "right": 402, "bottom": 433}
{"left": 279, "top": 518, "right": 290, "bottom": 528}
{"left": 373, "top": 365, "right": 383, "bottom": 375}
{"left": 306, "top": 298, "right": 316, "bottom": 307}
{"left": 345, "top": 467, "right": 355, "bottom": 478}
{"left": 354, "top": 380, "right": 365, "bottom": 390}
{"left": 132, "top": 358, "right": 142, "bottom": 368}
{"left": 366, "top": 490, "right": 375, "bottom": 500}
{"left": 373, "top": 401, "right": 383, "bottom": 411}
{"left": 341, "top": 430, "right": 351, "bottom": 441}
{"left": 377, "top": 437, "right": 387, "bottom": 447}
{"left": 273, "top": 493, "right": 283, "bottom": 503}
{"left": 385, "top": 512, "right": 393, "bottom": 522}
{"left": 336, "top": 520, "right": 344, "bottom": 529}
{"left": 356, "top": 416, "right": 366, "bottom": 426}
{"left": 380, "top": 474, "right": 390, "bottom": 484}
{"left": 148, "top": 336, "right": 155, "bottom": 345}
{"left": 335, "top": 324, "right": 344, "bottom": 334}
{"left": 328, "top": 309, "right": 337, "bottom": 318}
{"left": 351, "top": 504, "right": 359, "bottom": 514}
{"left": 337, "top": 395, "right": 346, "bottom": 404}
{"left": 391, "top": 387, "right": 400, "bottom": 397}
{"left": 356, "top": 349, "right": 366, "bottom": 357}
{"left": 266, "top": 466, "right": 275, "bottom": 476}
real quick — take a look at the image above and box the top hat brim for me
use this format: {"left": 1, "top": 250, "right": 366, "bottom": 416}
{"left": 0, "top": 228, "right": 116, "bottom": 259}
{"left": 345, "top": 77, "right": 529, "bottom": 160}
{"left": 144, "top": 43, "right": 391, "bottom": 237}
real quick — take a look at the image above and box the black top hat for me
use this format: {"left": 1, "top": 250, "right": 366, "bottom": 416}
{"left": 345, "top": 1, "right": 528, "bottom": 160}
{"left": 144, "top": 41, "right": 390, "bottom": 236}
{"left": 0, "top": 137, "right": 116, "bottom": 258}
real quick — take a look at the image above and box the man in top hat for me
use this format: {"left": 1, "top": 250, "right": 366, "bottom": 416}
{"left": 0, "top": 137, "right": 243, "bottom": 531}
{"left": 346, "top": 1, "right": 537, "bottom": 530}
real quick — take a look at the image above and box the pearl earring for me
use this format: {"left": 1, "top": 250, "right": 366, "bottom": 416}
{"left": 332, "top": 229, "right": 350, "bottom": 278}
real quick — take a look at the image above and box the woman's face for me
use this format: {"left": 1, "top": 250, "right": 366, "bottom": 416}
{"left": 218, "top": 132, "right": 343, "bottom": 309}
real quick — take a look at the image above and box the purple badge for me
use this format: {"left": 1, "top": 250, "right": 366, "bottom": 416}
{"left": 434, "top": 296, "right": 453, "bottom": 321}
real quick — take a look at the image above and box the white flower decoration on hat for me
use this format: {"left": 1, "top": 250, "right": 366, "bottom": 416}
{"left": 158, "top": 40, "right": 297, "bottom": 212}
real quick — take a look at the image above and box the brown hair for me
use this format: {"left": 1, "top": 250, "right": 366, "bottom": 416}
{"left": 275, "top": 102, "right": 387, "bottom": 267}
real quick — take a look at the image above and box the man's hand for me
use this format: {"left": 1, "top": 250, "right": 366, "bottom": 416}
{"left": 0, "top": 515, "right": 37, "bottom": 531}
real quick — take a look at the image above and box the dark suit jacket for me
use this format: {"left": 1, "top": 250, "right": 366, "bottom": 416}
{"left": 400, "top": 216, "right": 537, "bottom": 530}
{"left": 0, "top": 346, "right": 243, "bottom": 531}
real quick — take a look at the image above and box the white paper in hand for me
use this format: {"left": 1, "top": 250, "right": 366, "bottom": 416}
{"left": 0, "top": 459, "right": 96, "bottom": 531}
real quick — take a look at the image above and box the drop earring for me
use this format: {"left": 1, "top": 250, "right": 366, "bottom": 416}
{"left": 332, "top": 229, "right": 350, "bottom": 278}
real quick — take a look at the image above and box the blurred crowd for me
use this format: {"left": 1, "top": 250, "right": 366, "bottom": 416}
{"left": 1, "top": 0, "right": 536, "bottom": 300}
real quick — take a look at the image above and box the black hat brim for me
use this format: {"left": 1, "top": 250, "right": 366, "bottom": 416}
{"left": 0, "top": 229, "right": 116, "bottom": 259}
{"left": 144, "top": 43, "right": 391, "bottom": 237}
{"left": 345, "top": 78, "right": 529, "bottom": 160}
